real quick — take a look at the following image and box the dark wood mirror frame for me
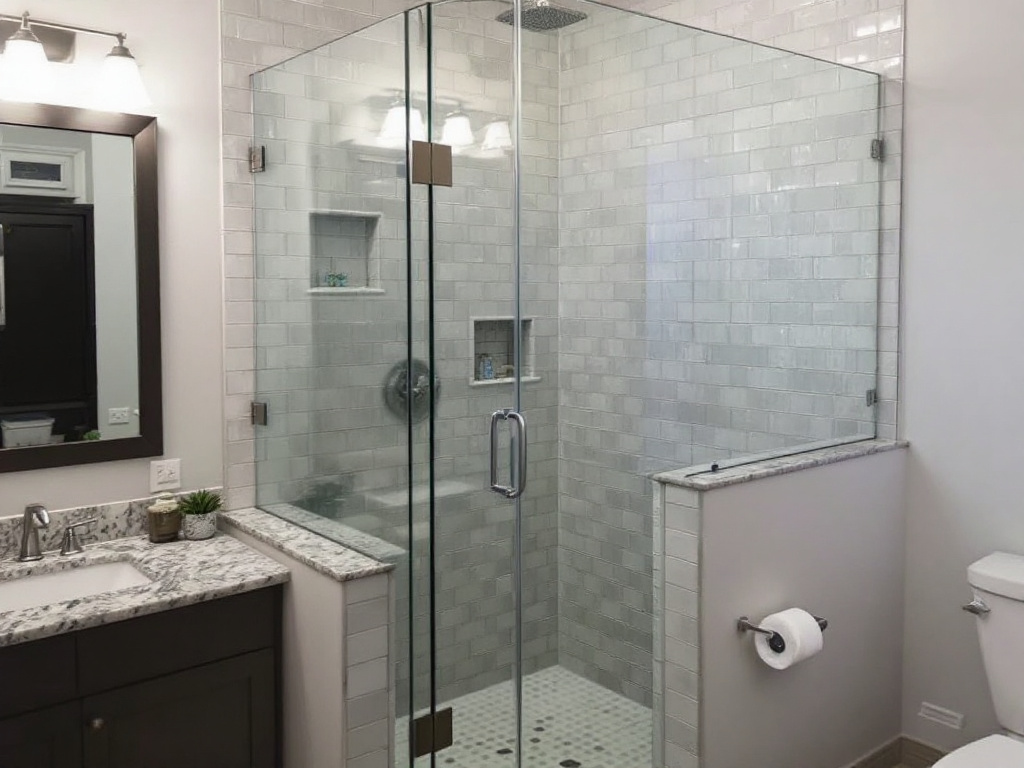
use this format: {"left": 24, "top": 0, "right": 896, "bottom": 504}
{"left": 0, "top": 103, "right": 161, "bottom": 473}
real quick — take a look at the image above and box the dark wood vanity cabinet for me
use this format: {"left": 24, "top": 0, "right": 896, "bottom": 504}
{"left": 0, "top": 588, "right": 282, "bottom": 768}
{"left": 0, "top": 703, "right": 81, "bottom": 768}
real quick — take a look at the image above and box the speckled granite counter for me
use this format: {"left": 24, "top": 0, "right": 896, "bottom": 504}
{"left": 653, "top": 439, "right": 908, "bottom": 491}
{"left": 0, "top": 533, "right": 289, "bottom": 647}
{"left": 257, "top": 502, "right": 405, "bottom": 563}
{"left": 220, "top": 508, "right": 393, "bottom": 582}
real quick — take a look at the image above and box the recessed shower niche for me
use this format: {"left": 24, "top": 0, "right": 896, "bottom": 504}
{"left": 308, "top": 210, "right": 384, "bottom": 295}
{"left": 470, "top": 317, "right": 538, "bottom": 386}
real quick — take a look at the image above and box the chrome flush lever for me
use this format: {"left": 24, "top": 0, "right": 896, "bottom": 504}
{"left": 962, "top": 599, "right": 991, "bottom": 616}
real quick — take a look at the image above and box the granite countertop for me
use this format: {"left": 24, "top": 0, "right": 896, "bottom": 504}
{"left": 220, "top": 508, "right": 393, "bottom": 583}
{"left": 652, "top": 439, "right": 909, "bottom": 491}
{"left": 0, "top": 533, "right": 290, "bottom": 648}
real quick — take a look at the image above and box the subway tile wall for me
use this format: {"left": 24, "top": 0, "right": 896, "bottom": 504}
{"left": 345, "top": 573, "right": 393, "bottom": 768}
{"left": 611, "top": 0, "right": 904, "bottom": 440}
{"left": 657, "top": 484, "right": 701, "bottom": 768}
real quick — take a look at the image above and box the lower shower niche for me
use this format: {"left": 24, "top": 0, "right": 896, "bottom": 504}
{"left": 470, "top": 317, "right": 539, "bottom": 386}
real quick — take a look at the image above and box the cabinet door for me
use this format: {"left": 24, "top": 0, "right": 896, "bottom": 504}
{"left": 82, "top": 650, "right": 276, "bottom": 768}
{"left": 0, "top": 702, "right": 82, "bottom": 768}
{"left": 0, "top": 209, "right": 96, "bottom": 434}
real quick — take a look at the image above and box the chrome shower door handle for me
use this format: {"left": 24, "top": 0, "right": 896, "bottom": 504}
{"left": 490, "top": 409, "right": 513, "bottom": 497}
{"left": 507, "top": 411, "right": 527, "bottom": 499}
{"left": 489, "top": 409, "right": 527, "bottom": 499}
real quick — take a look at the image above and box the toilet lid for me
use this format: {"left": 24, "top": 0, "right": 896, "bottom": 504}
{"left": 934, "top": 735, "right": 1024, "bottom": 767}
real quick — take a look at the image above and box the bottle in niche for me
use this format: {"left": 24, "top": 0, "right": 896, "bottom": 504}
{"left": 478, "top": 354, "right": 494, "bottom": 380}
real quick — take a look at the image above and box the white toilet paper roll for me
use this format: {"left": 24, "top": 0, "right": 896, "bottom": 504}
{"left": 754, "top": 608, "right": 824, "bottom": 670}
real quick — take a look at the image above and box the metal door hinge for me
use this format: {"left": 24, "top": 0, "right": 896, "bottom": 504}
{"left": 412, "top": 707, "right": 453, "bottom": 758}
{"left": 865, "top": 389, "right": 878, "bottom": 407}
{"left": 251, "top": 402, "right": 268, "bottom": 426}
{"left": 411, "top": 141, "right": 453, "bottom": 186}
{"left": 249, "top": 145, "right": 266, "bottom": 173}
{"left": 870, "top": 138, "right": 885, "bottom": 161}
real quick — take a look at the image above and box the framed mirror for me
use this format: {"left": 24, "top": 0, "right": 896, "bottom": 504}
{"left": 0, "top": 102, "right": 160, "bottom": 473}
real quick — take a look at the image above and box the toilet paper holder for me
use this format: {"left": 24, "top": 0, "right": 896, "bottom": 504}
{"left": 737, "top": 615, "right": 828, "bottom": 654}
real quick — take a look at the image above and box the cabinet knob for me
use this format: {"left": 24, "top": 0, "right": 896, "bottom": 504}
{"left": 90, "top": 717, "right": 105, "bottom": 731}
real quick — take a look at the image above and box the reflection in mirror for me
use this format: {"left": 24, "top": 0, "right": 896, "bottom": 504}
{"left": 0, "top": 124, "right": 139, "bottom": 449}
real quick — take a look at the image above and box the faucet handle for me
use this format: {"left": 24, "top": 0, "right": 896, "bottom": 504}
{"left": 60, "top": 517, "right": 97, "bottom": 556}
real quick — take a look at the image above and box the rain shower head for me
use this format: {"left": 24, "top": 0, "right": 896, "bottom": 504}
{"left": 495, "top": 0, "right": 587, "bottom": 31}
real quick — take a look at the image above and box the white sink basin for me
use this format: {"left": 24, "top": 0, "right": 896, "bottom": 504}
{"left": 0, "top": 561, "right": 152, "bottom": 613}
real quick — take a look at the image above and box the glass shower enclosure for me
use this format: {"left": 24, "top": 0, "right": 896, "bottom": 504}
{"left": 250, "top": 1, "right": 882, "bottom": 765}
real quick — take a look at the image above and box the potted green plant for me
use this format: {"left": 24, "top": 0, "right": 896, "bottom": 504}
{"left": 178, "top": 489, "right": 222, "bottom": 541}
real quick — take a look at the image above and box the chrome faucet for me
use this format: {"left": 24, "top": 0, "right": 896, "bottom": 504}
{"left": 18, "top": 503, "right": 49, "bottom": 562}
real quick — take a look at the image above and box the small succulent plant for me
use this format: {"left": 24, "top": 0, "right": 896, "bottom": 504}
{"left": 177, "top": 489, "right": 223, "bottom": 516}
{"left": 325, "top": 272, "right": 348, "bottom": 288}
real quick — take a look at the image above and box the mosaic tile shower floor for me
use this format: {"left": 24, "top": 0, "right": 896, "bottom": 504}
{"left": 395, "top": 665, "right": 652, "bottom": 768}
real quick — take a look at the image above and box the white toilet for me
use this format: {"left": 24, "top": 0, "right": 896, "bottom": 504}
{"left": 935, "top": 552, "right": 1024, "bottom": 766}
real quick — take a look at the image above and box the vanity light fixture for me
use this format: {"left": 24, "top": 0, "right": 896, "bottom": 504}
{"left": 0, "top": 13, "right": 50, "bottom": 103}
{"left": 96, "top": 34, "right": 151, "bottom": 111}
{"left": 378, "top": 93, "right": 426, "bottom": 147}
{"left": 440, "top": 108, "right": 474, "bottom": 149}
{"left": 0, "top": 12, "right": 151, "bottom": 112}
{"left": 481, "top": 119, "right": 513, "bottom": 152}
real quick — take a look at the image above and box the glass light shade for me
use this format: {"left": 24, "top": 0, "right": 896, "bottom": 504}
{"left": 0, "top": 36, "right": 51, "bottom": 103}
{"left": 441, "top": 111, "right": 474, "bottom": 148}
{"left": 96, "top": 48, "right": 152, "bottom": 112}
{"left": 378, "top": 103, "right": 426, "bottom": 147}
{"left": 481, "top": 120, "right": 513, "bottom": 151}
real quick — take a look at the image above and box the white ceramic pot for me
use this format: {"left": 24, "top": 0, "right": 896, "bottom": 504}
{"left": 181, "top": 512, "right": 217, "bottom": 541}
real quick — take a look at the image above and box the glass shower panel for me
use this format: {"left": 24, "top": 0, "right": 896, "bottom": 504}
{"left": 544, "top": 3, "right": 880, "bottom": 767}
{"left": 555, "top": 0, "right": 881, "bottom": 479}
{"left": 251, "top": 14, "right": 427, "bottom": 768}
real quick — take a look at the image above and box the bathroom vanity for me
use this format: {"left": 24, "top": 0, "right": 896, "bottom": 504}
{"left": 0, "top": 532, "right": 289, "bottom": 768}
{"left": 0, "top": 589, "right": 280, "bottom": 767}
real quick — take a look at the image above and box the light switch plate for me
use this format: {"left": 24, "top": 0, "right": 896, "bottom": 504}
{"left": 150, "top": 459, "right": 181, "bottom": 493}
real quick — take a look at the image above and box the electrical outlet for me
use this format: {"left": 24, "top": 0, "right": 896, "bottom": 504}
{"left": 150, "top": 459, "right": 181, "bottom": 493}
{"left": 108, "top": 407, "right": 131, "bottom": 425}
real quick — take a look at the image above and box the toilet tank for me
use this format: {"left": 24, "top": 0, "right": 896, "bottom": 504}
{"left": 969, "top": 552, "right": 1024, "bottom": 736}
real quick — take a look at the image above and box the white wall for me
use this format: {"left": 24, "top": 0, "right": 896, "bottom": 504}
{"left": 701, "top": 450, "right": 906, "bottom": 768}
{"left": 91, "top": 133, "right": 141, "bottom": 441}
{"left": 0, "top": 0, "right": 223, "bottom": 511}
{"left": 900, "top": 0, "right": 1024, "bottom": 751}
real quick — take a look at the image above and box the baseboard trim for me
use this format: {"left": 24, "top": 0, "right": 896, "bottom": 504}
{"left": 839, "top": 736, "right": 946, "bottom": 768}
{"left": 846, "top": 737, "right": 903, "bottom": 768}
{"left": 901, "top": 736, "right": 946, "bottom": 768}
